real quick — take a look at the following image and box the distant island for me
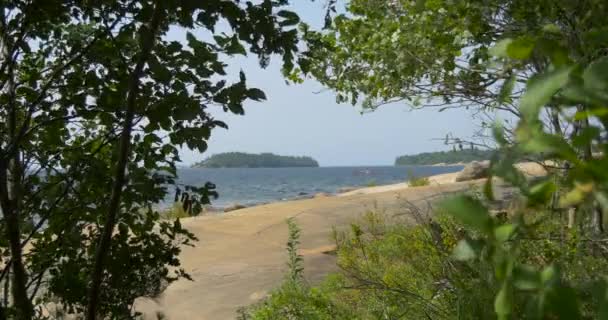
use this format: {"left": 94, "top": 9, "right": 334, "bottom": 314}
{"left": 193, "top": 152, "right": 319, "bottom": 168}
{"left": 395, "top": 149, "right": 495, "bottom": 166}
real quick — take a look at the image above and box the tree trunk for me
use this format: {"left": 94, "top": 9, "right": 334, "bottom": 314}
{"left": 85, "top": 2, "right": 165, "bottom": 319}
{"left": 577, "top": 106, "right": 604, "bottom": 235}
{"left": 0, "top": 14, "right": 32, "bottom": 318}
{"left": 592, "top": 206, "right": 604, "bottom": 235}
{"left": 567, "top": 207, "right": 576, "bottom": 229}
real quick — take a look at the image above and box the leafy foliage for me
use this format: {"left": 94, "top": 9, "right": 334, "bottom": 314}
{"left": 296, "top": 0, "right": 607, "bottom": 143}
{"left": 193, "top": 152, "right": 319, "bottom": 168}
{"left": 240, "top": 219, "right": 354, "bottom": 320}
{"left": 0, "top": 1, "right": 302, "bottom": 319}
{"left": 286, "top": 218, "right": 304, "bottom": 283}
{"left": 246, "top": 205, "right": 608, "bottom": 319}
{"left": 435, "top": 23, "right": 608, "bottom": 318}
{"left": 248, "top": 1, "right": 608, "bottom": 319}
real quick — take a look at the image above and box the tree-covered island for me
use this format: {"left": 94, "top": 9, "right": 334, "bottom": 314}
{"left": 193, "top": 152, "right": 319, "bottom": 168}
{"left": 395, "top": 149, "right": 495, "bottom": 165}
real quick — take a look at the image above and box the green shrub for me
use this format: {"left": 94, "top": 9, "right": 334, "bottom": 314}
{"left": 159, "top": 203, "right": 189, "bottom": 220}
{"left": 241, "top": 218, "right": 354, "bottom": 320}
{"left": 244, "top": 203, "right": 608, "bottom": 319}
{"left": 407, "top": 170, "right": 431, "bottom": 187}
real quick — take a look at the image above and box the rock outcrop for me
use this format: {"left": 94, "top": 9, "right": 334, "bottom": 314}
{"left": 224, "top": 203, "right": 247, "bottom": 212}
{"left": 455, "top": 161, "right": 490, "bottom": 182}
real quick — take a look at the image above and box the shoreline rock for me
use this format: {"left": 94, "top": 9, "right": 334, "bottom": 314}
{"left": 223, "top": 203, "right": 247, "bottom": 212}
{"left": 455, "top": 161, "right": 490, "bottom": 182}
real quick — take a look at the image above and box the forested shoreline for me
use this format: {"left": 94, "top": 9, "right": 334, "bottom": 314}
{"left": 193, "top": 152, "right": 319, "bottom": 168}
{"left": 395, "top": 149, "right": 495, "bottom": 165}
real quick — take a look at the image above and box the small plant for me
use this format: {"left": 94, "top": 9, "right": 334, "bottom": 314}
{"left": 366, "top": 179, "right": 377, "bottom": 187}
{"left": 407, "top": 170, "right": 430, "bottom": 187}
{"left": 160, "top": 203, "right": 189, "bottom": 220}
{"left": 286, "top": 217, "right": 304, "bottom": 283}
{"left": 240, "top": 218, "right": 353, "bottom": 319}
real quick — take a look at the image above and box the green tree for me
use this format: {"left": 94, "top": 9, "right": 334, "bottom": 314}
{"left": 297, "top": 0, "right": 606, "bottom": 139}
{"left": 0, "top": 1, "right": 301, "bottom": 319}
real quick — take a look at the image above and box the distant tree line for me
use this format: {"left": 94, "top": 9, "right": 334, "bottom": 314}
{"left": 395, "top": 149, "right": 495, "bottom": 166}
{"left": 193, "top": 152, "right": 319, "bottom": 168}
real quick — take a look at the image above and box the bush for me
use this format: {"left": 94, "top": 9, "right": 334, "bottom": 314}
{"left": 407, "top": 170, "right": 431, "bottom": 187}
{"left": 243, "top": 202, "right": 608, "bottom": 319}
{"left": 160, "top": 203, "right": 189, "bottom": 220}
{"left": 240, "top": 218, "right": 354, "bottom": 320}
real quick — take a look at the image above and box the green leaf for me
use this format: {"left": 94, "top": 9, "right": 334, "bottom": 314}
{"left": 226, "top": 36, "right": 246, "bottom": 55}
{"left": 592, "top": 278, "right": 608, "bottom": 319}
{"left": 277, "top": 10, "right": 300, "bottom": 26}
{"left": 452, "top": 238, "right": 483, "bottom": 261}
{"left": 495, "top": 284, "right": 512, "bottom": 318}
{"left": 547, "top": 285, "right": 581, "bottom": 319}
{"left": 440, "top": 195, "right": 493, "bottom": 234}
{"left": 490, "top": 38, "right": 513, "bottom": 58}
{"left": 506, "top": 36, "right": 535, "bottom": 60}
{"left": 584, "top": 27, "right": 608, "bottom": 47}
{"left": 516, "top": 124, "right": 578, "bottom": 162}
{"left": 541, "top": 265, "right": 558, "bottom": 286}
{"left": 492, "top": 122, "right": 509, "bottom": 147}
{"left": 498, "top": 75, "right": 516, "bottom": 104}
{"left": 559, "top": 183, "right": 594, "bottom": 207}
{"left": 520, "top": 66, "right": 573, "bottom": 120}
{"left": 583, "top": 56, "right": 608, "bottom": 92}
{"left": 542, "top": 24, "right": 561, "bottom": 34}
{"left": 494, "top": 224, "right": 516, "bottom": 243}
{"left": 527, "top": 180, "right": 557, "bottom": 207}
{"left": 246, "top": 88, "right": 267, "bottom": 101}
{"left": 513, "top": 265, "right": 540, "bottom": 290}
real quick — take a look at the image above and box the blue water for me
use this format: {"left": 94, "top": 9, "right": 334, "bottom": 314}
{"left": 174, "top": 165, "right": 463, "bottom": 208}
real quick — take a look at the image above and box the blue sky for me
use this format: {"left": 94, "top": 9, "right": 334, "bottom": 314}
{"left": 174, "top": 1, "right": 479, "bottom": 167}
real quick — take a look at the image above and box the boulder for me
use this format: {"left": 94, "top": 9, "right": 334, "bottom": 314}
{"left": 223, "top": 203, "right": 247, "bottom": 212}
{"left": 455, "top": 161, "right": 490, "bottom": 182}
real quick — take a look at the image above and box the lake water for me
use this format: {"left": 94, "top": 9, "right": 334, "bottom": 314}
{"left": 175, "top": 165, "right": 463, "bottom": 208}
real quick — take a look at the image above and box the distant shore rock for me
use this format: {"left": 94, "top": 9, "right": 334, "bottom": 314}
{"left": 455, "top": 161, "right": 490, "bottom": 182}
{"left": 314, "top": 192, "right": 331, "bottom": 198}
{"left": 224, "top": 203, "right": 247, "bottom": 212}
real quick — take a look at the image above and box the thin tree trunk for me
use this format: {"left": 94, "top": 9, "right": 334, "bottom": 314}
{"left": 592, "top": 206, "right": 604, "bottom": 235}
{"left": 0, "top": 270, "right": 9, "bottom": 320}
{"left": 577, "top": 106, "right": 604, "bottom": 235}
{"left": 0, "top": 13, "right": 32, "bottom": 318}
{"left": 85, "top": 2, "right": 165, "bottom": 319}
{"left": 567, "top": 207, "right": 576, "bottom": 229}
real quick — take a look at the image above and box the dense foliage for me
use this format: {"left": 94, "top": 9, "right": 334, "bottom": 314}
{"left": 244, "top": 204, "right": 608, "bottom": 319}
{"left": 395, "top": 149, "right": 495, "bottom": 165}
{"left": 295, "top": 0, "right": 607, "bottom": 142}
{"left": 245, "top": 0, "right": 608, "bottom": 319}
{"left": 193, "top": 152, "right": 319, "bottom": 168}
{"left": 0, "top": 1, "right": 301, "bottom": 319}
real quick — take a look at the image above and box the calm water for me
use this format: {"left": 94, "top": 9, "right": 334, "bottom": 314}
{"left": 173, "top": 165, "right": 463, "bottom": 208}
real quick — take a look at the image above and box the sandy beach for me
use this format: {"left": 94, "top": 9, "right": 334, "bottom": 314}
{"left": 135, "top": 162, "right": 547, "bottom": 319}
